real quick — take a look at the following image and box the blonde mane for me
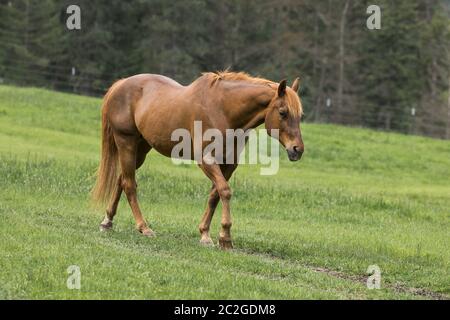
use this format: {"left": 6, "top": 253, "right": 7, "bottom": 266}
{"left": 202, "top": 70, "right": 303, "bottom": 117}
{"left": 204, "top": 70, "right": 273, "bottom": 86}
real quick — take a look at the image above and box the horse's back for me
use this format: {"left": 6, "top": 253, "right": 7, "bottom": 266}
{"left": 126, "top": 73, "right": 184, "bottom": 89}
{"left": 104, "top": 74, "right": 182, "bottom": 130}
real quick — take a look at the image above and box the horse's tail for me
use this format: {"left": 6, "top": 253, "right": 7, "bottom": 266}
{"left": 91, "top": 79, "right": 125, "bottom": 205}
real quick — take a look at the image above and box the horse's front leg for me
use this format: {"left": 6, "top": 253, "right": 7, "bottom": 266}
{"left": 198, "top": 164, "right": 238, "bottom": 247}
{"left": 199, "top": 185, "right": 220, "bottom": 246}
{"left": 198, "top": 162, "right": 234, "bottom": 250}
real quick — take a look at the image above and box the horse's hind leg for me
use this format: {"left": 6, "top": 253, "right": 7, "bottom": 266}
{"left": 99, "top": 175, "right": 122, "bottom": 231}
{"left": 115, "top": 134, "right": 154, "bottom": 237}
{"left": 99, "top": 140, "right": 151, "bottom": 231}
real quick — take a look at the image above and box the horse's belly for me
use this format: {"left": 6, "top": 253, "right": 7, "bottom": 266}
{"left": 137, "top": 109, "right": 193, "bottom": 159}
{"left": 149, "top": 137, "right": 186, "bottom": 159}
{"left": 134, "top": 88, "right": 204, "bottom": 160}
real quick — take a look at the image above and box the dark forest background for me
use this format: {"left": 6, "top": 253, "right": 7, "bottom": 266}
{"left": 0, "top": 0, "right": 449, "bottom": 139}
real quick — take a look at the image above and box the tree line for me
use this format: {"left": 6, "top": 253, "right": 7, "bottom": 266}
{"left": 1, "top": 0, "right": 449, "bottom": 139}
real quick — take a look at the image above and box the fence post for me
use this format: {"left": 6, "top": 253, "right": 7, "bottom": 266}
{"left": 71, "top": 67, "right": 76, "bottom": 93}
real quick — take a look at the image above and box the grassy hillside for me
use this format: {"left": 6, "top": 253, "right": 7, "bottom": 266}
{"left": 0, "top": 85, "right": 449, "bottom": 299}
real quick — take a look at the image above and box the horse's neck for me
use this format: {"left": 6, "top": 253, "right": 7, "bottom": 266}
{"left": 220, "top": 83, "right": 274, "bottom": 130}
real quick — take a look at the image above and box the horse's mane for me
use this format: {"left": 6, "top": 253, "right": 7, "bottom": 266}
{"left": 203, "top": 70, "right": 274, "bottom": 86}
{"left": 202, "top": 70, "right": 303, "bottom": 117}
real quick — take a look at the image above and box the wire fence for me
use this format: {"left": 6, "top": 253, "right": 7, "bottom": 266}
{"left": 0, "top": 59, "right": 449, "bottom": 140}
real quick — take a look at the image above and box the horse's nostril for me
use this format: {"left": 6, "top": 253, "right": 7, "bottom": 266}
{"left": 293, "top": 145, "right": 303, "bottom": 153}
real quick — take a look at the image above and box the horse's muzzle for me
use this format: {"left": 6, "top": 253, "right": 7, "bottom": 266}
{"left": 287, "top": 146, "right": 303, "bottom": 162}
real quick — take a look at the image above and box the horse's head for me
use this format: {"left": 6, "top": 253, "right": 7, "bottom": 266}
{"left": 265, "top": 78, "right": 304, "bottom": 161}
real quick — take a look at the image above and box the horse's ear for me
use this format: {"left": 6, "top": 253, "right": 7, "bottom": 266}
{"left": 278, "top": 79, "right": 287, "bottom": 97}
{"left": 291, "top": 77, "right": 300, "bottom": 92}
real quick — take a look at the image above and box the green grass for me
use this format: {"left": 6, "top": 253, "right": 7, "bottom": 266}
{"left": 0, "top": 85, "right": 449, "bottom": 299}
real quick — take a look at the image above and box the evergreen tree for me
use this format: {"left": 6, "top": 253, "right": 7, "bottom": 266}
{"left": 0, "top": 0, "right": 64, "bottom": 87}
{"left": 358, "top": 0, "right": 424, "bottom": 132}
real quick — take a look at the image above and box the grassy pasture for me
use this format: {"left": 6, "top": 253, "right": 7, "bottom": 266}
{"left": 0, "top": 85, "right": 449, "bottom": 299}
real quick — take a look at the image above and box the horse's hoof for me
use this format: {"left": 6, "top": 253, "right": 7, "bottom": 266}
{"left": 99, "top": 221, "right": 113, "bottom": 232}
{"left": 218, "top": 238, "right": 233, "bottom": 250}
{"left": 199, "top": 237, "right": 215, "bottom": 247}
{"left": 141, "top": 228, "right": 156, "bottom": 237}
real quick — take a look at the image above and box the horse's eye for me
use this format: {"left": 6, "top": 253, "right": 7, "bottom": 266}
{"left": 279, "top": 110, "right": 288, "bottom": 118}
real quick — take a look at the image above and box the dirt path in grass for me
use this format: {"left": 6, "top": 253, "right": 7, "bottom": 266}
{"left": 310, "top": 266, "right": 448, "bottom": 300}
{"left": 236, "top": 249, "right": 449, "bottom": 300}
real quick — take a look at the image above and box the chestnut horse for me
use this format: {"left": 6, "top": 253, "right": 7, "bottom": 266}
{"left": 92, "top": 71, "right": 304, "bottom": 249}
